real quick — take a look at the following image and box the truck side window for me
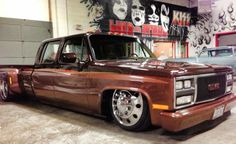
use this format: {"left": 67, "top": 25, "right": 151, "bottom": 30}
{"left": 61, "top": 38, "right": 88, "bottom": 63}
{"left": 41, "top": 41, "right": 60, "bottom": 64}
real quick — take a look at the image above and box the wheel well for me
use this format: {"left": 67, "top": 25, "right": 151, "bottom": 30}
{"left": 101, "top": 89, "right": 114, "bottom": 119}
{"left": 101, "top": 89, "right": 150, "bottom": 120}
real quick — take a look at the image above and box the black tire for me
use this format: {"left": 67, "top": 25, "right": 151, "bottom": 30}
{"left": 110, "top": 90, "right": 151, "bottom": 131}
{"left": 0, "top": 80, "right": 11, "bottom": 101}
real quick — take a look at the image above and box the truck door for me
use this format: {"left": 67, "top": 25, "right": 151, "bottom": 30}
{"left": 32, "top": 41, "right": 60, "bottom": 100}
{"left": 53, "top": 36, "right": 90, "bottom": 110}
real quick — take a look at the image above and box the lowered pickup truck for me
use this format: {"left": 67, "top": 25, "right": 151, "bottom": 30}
{"left": 0, "top": 32, "right": 236, "bottom": 132}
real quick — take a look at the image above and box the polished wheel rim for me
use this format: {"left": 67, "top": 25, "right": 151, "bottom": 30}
{"left": 112, "top": 90, "right": 143, "bottom": 126}
{"left": 0, "top": 81, "right": 8, "bottom": 100}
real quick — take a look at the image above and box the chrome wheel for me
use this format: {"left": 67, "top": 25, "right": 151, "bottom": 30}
{"left": 0, "top": 80, "right": 9, "bottom": 101}
{"left": 112, "top": 90, "right": 143, "bottom": 127}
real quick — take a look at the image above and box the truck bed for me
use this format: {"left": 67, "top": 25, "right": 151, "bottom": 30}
{"left": 0, "top": 65, "right": 34, "bottom": 96}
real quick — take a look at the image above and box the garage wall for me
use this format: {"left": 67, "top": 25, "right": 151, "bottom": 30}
{"left": 50, "top": 0, "right": 95, "bottom": 37}
{"left": 187, "top": 0, "right": 236, "bottom": 56}
{"left": 0, "top": 0, "right": 49, "bottom": 21}
{"left": 0, "top": 17, "right": 52, "bottom": 65}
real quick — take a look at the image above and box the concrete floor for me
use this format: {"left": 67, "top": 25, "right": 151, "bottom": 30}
{"left": 1, "top": 85, "right": 236, "bottom": 144}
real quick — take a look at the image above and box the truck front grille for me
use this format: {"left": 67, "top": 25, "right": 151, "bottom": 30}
{"left": 196, "top": 74, "right": 226, "bottom": 102}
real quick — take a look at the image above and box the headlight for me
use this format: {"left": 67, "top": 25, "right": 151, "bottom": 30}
{"left": 184, "top": 80, "right": 191, "bottom": 88}
{"left": 227, "top": 74, "right": 233, "bottom": 81}
{"left": 176, "top": 81, "right": 183, "bottom": 90}
{"left": 176, "top": 95, "right": 193, "bottom": 106}
{"left": 175, "top": 77, "right": 195, "bottom": 108}
{"left": 176, "top": 80, "right": 192, "bottom": 90}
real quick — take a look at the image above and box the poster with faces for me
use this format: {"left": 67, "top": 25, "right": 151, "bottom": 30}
{"left": 146, "top": 3, "right": 170, "bottom": 32}
{"left": 160, "top": 4, "right": 170, "bottom": 32}
{"left": 111, "top": 0, "right": 172, "bottom": 32}
{"left": 112, "top": 0, "right": 128, "bottom": 20}
{"left": 110, "top": 0, "right": 188, "bottom": 29}
{"left": 82, "top": 0, "right": 194, "bottom": 40}
{"left": 131, "top": 0, "right": 145, "bottom": 26}
{"left": 148, "top": 4, "right": 160, "bottom": 25}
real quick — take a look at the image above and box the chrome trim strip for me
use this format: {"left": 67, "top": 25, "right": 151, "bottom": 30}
{"left": 174, "top": 76, "right": 195, "bottom": 109}
{"left": 225, "top": 74, "right": 227, "bottom": 94}
{"left": 194, "top": 76, "right": 198, "bottom": 104}
{"left": 176, "top": 87, "right": 195, "bottom": 93}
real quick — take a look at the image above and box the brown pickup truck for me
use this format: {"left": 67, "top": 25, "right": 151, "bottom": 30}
{"left": 0, "top": 32, "right": 236, "bottom": 132}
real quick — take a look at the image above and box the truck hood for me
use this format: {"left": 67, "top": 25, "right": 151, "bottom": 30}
{"left": 93, "top": 59, "right": 232, "bottom": 77}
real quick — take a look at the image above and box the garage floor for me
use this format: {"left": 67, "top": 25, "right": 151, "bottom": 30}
{"left": 1, "top": 84, "right": 236, "bottom": 144}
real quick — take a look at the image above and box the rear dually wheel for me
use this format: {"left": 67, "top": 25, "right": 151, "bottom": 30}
{"left": 0, "top": 80, "right": 11, "bottom": 101}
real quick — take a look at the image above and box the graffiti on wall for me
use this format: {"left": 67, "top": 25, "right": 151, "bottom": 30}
{"left": 112, "top": 0, "right": 128, "bottom": 20}
{"left": 188, "top": 2, "right": 236, "bottom": 55}
{"left": 80, "top": 0, "right": 104, "bottom": 27}
{"left": 80, "top": 0, "right": 196, "bottom": 41}
{"left": 188, "top": 13, "right": 213, "bottom": 56}
{"left": 213, "top": 3, "right": 236, "bottom": 31}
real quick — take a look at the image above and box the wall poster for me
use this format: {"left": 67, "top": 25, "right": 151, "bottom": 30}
{"left": 81, "top": 0, "right": 197, "bottom": 41}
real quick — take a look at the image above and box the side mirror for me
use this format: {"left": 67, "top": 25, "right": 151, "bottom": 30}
{"left": 61, "top": 53, "right": 76, "bottom": 63}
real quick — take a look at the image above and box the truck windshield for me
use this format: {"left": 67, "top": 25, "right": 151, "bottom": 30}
{"left": 208, "top": 49, "right": 233, "bottom": 57}
{"left": 89, "top": 35, "right": 155, "bottom": 60}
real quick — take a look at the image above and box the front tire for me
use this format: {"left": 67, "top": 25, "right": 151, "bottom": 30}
{"left": 0, "top": 80, "right": 11, "bottom": 101}
{"left": 110, "top": 90, "right": 151, "bottom": 131}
